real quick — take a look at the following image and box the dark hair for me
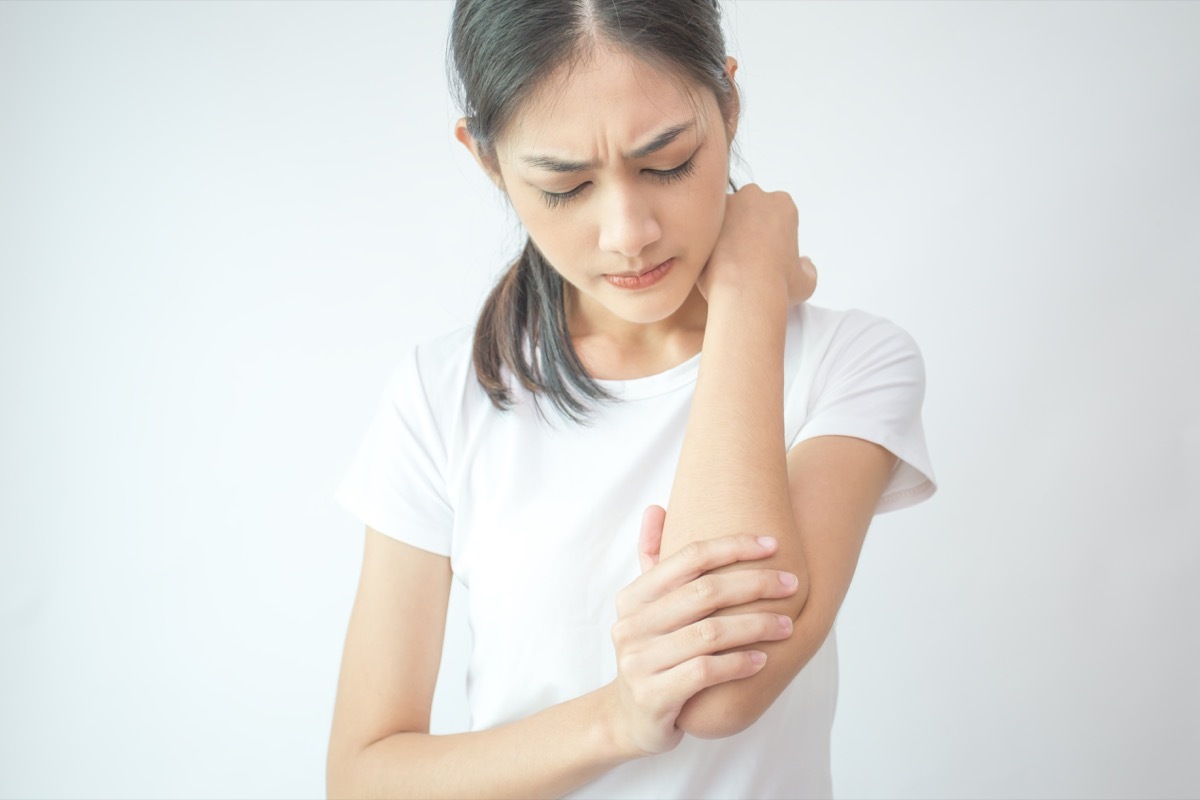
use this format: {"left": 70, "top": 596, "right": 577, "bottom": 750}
{"left": 448, "top": 0, "right": 740, "bottom": 424}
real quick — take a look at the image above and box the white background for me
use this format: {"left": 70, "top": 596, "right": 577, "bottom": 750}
{"left": 2, "top": 1, "right": 1197, "bottom": 798}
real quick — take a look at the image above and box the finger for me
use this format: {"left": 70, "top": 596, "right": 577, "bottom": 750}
{"left": 638, "top": 612, "right": 793, "bottom": 674}
{"left": 622, "top": 534, "right": 779, "bottom": 608}
{"left": 637, "top": 505, "right": 666, "bottom": 574}
{"left": 644, "top": 568, "right": 802, "bottom": 634}
{"left": 654, "top": 650, "right": 769, "bottom": 710}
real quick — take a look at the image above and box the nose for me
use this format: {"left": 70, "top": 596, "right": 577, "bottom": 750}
{"left": 597, "top": 183, "right": 661, "bottom": 258}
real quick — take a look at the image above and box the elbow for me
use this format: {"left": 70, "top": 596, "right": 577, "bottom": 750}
{"left": 672, "top": 532, "right": 813, "bottom": 740}
{"left": 326, "top": 765, "right": 350, "bottom": 800}
{"left": 326, "top": 738, "right": 372, "bottom": 800}
{"left": 792, "top": 570, "right": 813, "bottom": 616}
{"left": 326, "top": 748, "right": 356, "bottom": 800}
{"left": 673, "top": 679, "right": 771, "bottom": 739}
{"left": 672, "top": 599, "right": 813, "bottom": 740}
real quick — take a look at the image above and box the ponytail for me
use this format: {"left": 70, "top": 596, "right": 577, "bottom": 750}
{"left": 472, "top": 237, "right": 616, "bottom": 424}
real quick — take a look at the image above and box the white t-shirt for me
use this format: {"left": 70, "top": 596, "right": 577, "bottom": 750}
{"left": 334, "top": 302, "right": 937, "bottom": 799}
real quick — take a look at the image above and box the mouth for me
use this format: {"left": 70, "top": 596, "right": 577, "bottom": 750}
{"left": 603, "top": 258, "right": 674, "bottom": 290}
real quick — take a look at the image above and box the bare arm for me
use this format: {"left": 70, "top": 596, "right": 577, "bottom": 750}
{"left": 325, "top": 528, "right": 636, "bottom": 800}
{"left": 658, "top": 282, "right": 812, "bottom": 738}
{"left": 337, "top": 693, "right": 629, "bottom": 800}
{"left": 658, "top": 185, "right": 895, "bottom": 736}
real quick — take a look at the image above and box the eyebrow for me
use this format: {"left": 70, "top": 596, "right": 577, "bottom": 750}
{"left": 519, "top": 120, "right": 696, "bottom": 173}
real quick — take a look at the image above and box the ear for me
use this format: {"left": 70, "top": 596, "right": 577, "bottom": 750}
{"left": 454, "top": 117, "right": 505, "bottom": 191}
{"left": 722, "top": 56, "right": 740, "bottom": 142}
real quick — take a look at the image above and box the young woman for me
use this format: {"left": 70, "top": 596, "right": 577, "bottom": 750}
{"left": 328, "top": 1, "right": 936, "bottom": 798}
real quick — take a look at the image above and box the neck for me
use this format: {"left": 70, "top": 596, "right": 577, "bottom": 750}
{"left": 564, "top": 285, "right": 709, "bottom": 379}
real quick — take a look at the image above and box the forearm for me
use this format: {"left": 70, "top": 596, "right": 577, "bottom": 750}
{"left": 329, "top": 686, "right": 635, "bottom": 800}
{"left": 660, "top": 287, "right": 811, "bottom": 735}
{"left": 661, "top": 287, "right": 806, "bottom": 586}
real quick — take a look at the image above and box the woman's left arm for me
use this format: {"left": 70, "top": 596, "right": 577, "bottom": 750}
{"left": 657, "top": 185, "right": 898, "bottom": 737}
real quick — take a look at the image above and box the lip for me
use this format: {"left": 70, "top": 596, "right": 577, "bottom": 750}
{"left": 603, "top": 258, "right": 674, "bottom": 290}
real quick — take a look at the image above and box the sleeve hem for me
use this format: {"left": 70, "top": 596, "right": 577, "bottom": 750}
{"left": 788, "top": 415, "right": 937, "bottom": 516}
{"left": 333, "top": 483, "right": 454, "bottom": 557}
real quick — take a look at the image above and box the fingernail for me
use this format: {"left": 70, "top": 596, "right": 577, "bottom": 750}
{"left": 776, "top": 614, "right": 793, "bottom": 633}
{"left": 779, "top": 572, "right": 798, "bottom": 588}
{"left": 750, "top": 651, "right": 767, "bottom": 666}
{"left": 757, "top": 536, "right": 777, "bottom": 549}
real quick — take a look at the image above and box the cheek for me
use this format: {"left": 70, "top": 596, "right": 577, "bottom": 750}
{"left": 692, "top": 166, "right": 729, "bottom": 232}
{"left": 676, "top": 173, "right": 728, "bottom": 260}
{"left": 510, "top": 198, "right": 566, "bottom": 254}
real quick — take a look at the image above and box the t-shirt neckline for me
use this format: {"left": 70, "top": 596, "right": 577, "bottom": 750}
{"left": 590, "top": 350, "right": 702, "bottom": 400}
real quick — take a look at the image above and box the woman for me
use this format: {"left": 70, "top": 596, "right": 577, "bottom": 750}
{"left": 328, "top": 1, "right": 936, "bottom": 797}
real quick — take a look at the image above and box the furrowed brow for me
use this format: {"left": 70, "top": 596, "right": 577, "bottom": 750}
{"left": 520, "top": 120, "right": 696, "bottom": 174}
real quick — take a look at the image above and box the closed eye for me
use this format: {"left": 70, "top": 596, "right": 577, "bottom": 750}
{"left": 539, "top": 155, "right": 699, "bottom": 210}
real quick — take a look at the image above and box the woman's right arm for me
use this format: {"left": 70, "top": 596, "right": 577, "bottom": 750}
{"left": 326, "top": 525, "right": 632, "bottom": 799}
{"left": 326, "top": 524, "right": 798, "bottom": 800}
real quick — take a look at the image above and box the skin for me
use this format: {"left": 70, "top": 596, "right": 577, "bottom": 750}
{"left": 326, "top": 41, "right": 899, "bottom": 799}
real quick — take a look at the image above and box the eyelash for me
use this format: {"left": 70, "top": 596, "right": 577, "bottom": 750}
{"left": 539, "top": 157, "right": 699, "bottom": 210}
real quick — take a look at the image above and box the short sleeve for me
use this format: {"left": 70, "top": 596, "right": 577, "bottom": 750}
{"left": 788, "top": 312, "right": 937, "bottom": 514}
{"left": 333, "top": 345, "right": 454, "bottom": 555}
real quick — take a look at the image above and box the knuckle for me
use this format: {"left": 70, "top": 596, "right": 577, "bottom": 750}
{"left": 689, "top": 657, "right": 713, "bottom": 686}
{"left": 610, "top": 618, "right": 630, "bottom": 647}
{"left": 694, "top": 618, "right": 721, "bottom": 646}
{"left": 691, "top": 575, "right": 718, "bottom": 603}
{"left": 679, "top": 541, "right": 704, "bottom": 569}
{"left": 760, "top": 570, "right": 779, "bottom": 594}
{"left": 738, "top": 532, "right": 762, "bottom": 550}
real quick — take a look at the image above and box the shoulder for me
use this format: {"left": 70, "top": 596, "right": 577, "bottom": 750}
{"left": 789, "top": 303, "right": 924, "bottom": 375}
{"left": 378, "top": 324, "right": 483, "bottom": 434}
{"left": 412, "top": 324, "right": 476, "bottom": 389}
{"left": 384, "top": 325, "right": 474, "bottom": 396}
{"left": 792, "top": 303, "right": 919, "bottom": 350}
{"left": 782, "top": 305, "right": 936, "bottom": 509}
{"left": 782, "top": 303, "right": 927, "bottom": 430}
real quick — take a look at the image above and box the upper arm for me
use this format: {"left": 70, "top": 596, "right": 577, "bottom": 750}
{"left": 780, "top": 434, "right": 895, "bottom": 630}
{"left": 326, "top": 526, "right": 453, "bottom": 784}
{"left": 676, "top": 434, "right": 897, "bottom": 736}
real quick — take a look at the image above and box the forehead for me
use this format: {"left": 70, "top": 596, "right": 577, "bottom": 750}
{"left": 500, "top": 45, "right": 717, "bottom": 159}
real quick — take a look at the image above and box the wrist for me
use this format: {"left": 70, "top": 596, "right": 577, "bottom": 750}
{"left": 705, "top": 279, "right": 789, "bottom": 322}
{"left": 703, "top": 267, "right": 788, "bottom": 311}
{"left": 593, "top": 682, "right": 651, "bottom": 764}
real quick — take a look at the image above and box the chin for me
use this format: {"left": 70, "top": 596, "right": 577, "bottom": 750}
{"left": 609, "top": 291, "right": 691, "bottom": 326}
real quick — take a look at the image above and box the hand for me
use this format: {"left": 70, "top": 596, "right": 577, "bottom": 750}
{"left": 696, "top": 183, "right": 817, "bottom": 307}
{"left": 603, "top": 506, "right": 802, "bottom": 757}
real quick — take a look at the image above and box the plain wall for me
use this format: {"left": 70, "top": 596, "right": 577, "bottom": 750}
{"left": 1, "top": 1, "right": 1196, "bottom": 798}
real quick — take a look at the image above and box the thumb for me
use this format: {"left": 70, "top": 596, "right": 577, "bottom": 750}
{"left": 637, "top": 504, "right": 667, "bottom": 574}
